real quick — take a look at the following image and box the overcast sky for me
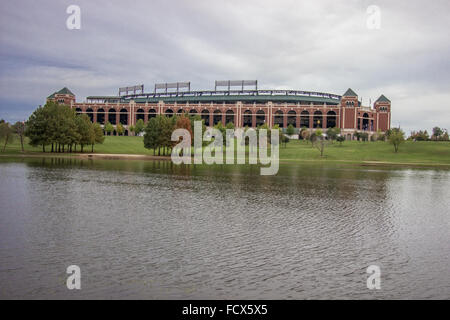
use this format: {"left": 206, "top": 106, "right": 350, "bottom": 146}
{"left": 0, "top": 0, "right": 449, "bottom": 133}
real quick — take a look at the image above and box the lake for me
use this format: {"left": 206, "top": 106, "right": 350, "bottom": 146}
{"left": 0, "top": 157, "right": 449, "bottom": 299}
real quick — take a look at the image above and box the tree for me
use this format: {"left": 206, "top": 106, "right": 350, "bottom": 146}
{"left": 58, "top": 106, "right": 78, "bottom": 152}
{"left": 354, "top": 131, "right": 368, "bottom": 142}
{"left": 301, "top": 129, "right": 310, "bottom": 143}
{"left": 0, "top": 122, "right": 14, "bottom": 152}
{"left": 161, "top": 115, "right": 177, "bottom": 154}
{"left": 174, "top": 115, "right": 193, "bottom": 155}
{"left": 225, "top": 122, "right": 235, "bottom": 130}
{"left": 388, "top": 128, "right": 405, "bottom": 153}
{"left": 75, "top": 114, "right": 93, "bottom": 153}
{"left": 176, "top": 114, "right": 193, "bottom": 137}
{"left": 432, "top": 127, "right": 443, "bottom": 141}
{"left": 12, "top": 122, "right": 26, "bottom": 152}
{"left": 91, "top": 123, "right": 105, "bottom": 152}
{"left": 314, "top": 129, "right": 328, "bottom": 157}
{"left": 309, "top": 130, "right": 318, "bottom": 146}
{"left": 24, "top": 102, "right": 103, "bottom": 153}
{"left": 128, "top": 125, "right": 135, "bottom": 136}
{"left": 336, "top": 135, "right": 345, "bottom": 146}
{"left": 134, "top": 119, "right": 145, "bottom": 136}
{"left": 360, "top": 132, "right": 369, "bottom": 142}
{"left": 286, "top": 124, "right": 295, "bottom": 136}
{"left": 373, "top": 129, "right": 385, "bottom": 141}
{"left": 326, "top": 127, "right": 340, "bottom": 141}
{"left": 442, "top": 130, "right": 449, "bottom": 141}
{"left": 25, "top": 104, "right": 51, "bottom": 152}
{"left": 281, "top": 133, "right": 290, "bottom": 147}
{"left": 144, "top": 116, "right": 163, "bottom": 155}
{"left": 376, "top": 129, "right": 386, "bottom": 141}
{"left": 409, "top": 130, "right": 429, "bottom": 141}
{"left": 116, "top": 122, "right": 125, "bottom": 136}
{"left": 104, "top": 122, "right": 114, "bottom": 135}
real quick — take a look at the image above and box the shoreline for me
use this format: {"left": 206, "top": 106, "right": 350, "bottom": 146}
{"left": 1, "top": 152, "right": 450, "bottom": 169}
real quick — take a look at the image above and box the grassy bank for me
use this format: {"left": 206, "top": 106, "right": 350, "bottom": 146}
{"left": 1, "top": 136, "right": 449, "bottom": 166}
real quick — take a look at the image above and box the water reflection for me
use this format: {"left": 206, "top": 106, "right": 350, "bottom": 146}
{"left": 0, "top": 157, "right": 449, "bottom": 299}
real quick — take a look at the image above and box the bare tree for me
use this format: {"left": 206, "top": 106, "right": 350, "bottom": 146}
{"left": 13, "top": 121, "right": 26, "bottom": 152}
{"left": 314, "top": 129, "right": 329, "bottom": 157}
{"left": 0, "top": 122, "right": 14, "bottom": 152}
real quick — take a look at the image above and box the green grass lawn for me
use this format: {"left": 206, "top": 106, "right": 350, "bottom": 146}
{"left": 1, "top": 136, "right": 449, "bottom": 165}
{"left": 281, "top": 139, "right": 450, "bottom": 164}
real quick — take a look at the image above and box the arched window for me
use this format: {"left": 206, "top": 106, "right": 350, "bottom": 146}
{"left": 326, "top": 111, "right": 336, "bottom": 128}
{"left": 243, "top": 110, "right": 252, "bottom": 127}
{"left": 75, "top": 108, "right": 82, "bottom": 115}
{"left": 165, "top": 109, "right": 174, "bottom": 117}
{"left": 108, "top": 108, "right": 116, "bottom": 124}
{"left": 225, "top": 110, "right": 234, "bottom": 125}
{"left": 86, "top": 108, "right": 94, "bottom": 122}
{"left": 97, "top": 108, "right": 105, "bottom": 124}
{"left": 300, "top": 110, "right": 309, "bottom": 128}
{"left": 287, "top": 110, "right": 296, "bottom": 127}
{"left": 120, "top": 109, "right": 128, "bottom": 125}
{"left": 136, "top": 108, "right": 145, "bottom": 122}
{"left": 148, "top": 109, "right": 156, "bottom": 121}
{"left": 274, "top": 110, "right": 283, "bottom": 127}
{"left": 201, "top": 109, "right": 210, "bottom": 126}
{"left": 362, "top": 113, "right": 369, "bottom": 131}
{"left": 213, "top": 109, "right": 222, "bottom": 125}
{"left": 177, "top": 109, "right": 184, "bottom": 115}
{"left": 313, "top": 111, "right": 322, "bottom": 128}
{"left": 256, "top": 110, "right": 265, "bottom": 126}
{"left": 189, "top": 109, "right": 198, "bottom": 115}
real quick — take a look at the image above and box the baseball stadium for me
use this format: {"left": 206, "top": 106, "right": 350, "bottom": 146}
{"left": 47, "top": 80, "right": 391, "bottom": 140}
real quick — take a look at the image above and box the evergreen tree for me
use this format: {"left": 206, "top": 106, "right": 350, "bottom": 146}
{"left": 25, "top": 104, "right": 51, "bottom": 152}
{"left": 144, "top": 116, "right": 161, "bottom": 155}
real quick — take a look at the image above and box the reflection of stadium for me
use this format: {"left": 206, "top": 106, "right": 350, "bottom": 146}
{"left": 47, "top": 81, "right": 391, "bottom": 139}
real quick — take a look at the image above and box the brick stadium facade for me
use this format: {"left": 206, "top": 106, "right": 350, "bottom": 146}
{"left": 47, "top": 83, "right": 391, "bottom": 139}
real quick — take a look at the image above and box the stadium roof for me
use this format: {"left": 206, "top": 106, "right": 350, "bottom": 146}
{"left": 86, "top": 96, "right": 121, "bottom": 100}
{"left": 128, "top": 94, "right": 340, "bottom": 105}
{"left": 85, "top": 89, "right": 342, "bottom": 105}
{"left": 85, "top": 84, "right": 347, "bottom": 105}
